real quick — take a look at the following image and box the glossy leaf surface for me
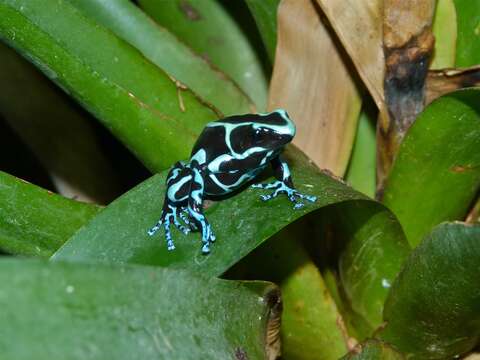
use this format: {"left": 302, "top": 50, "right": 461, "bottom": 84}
{"left": 53, "top": 147, "right": 409, "bottom": 329}
{"left": 345, "top": 109, "right": 377, "bottom": 198}
{"left": 245, "top": 0, "right": 280, "bottom": 63}
{"left": 227, "top": 224, "right": 349, "bottom": 360}
{"left": 138, "top": 0, "right": 268, "bottom": 111}
{"left": 431, "top": 0, "right": 457, "bottom": 69}
{"left": 0, "top": 41, "right": 120, "bottom": 204}
{"left": 67, "top": 0, "right": 252, "bottom": 116}
{"left": 0, "top": 0, "right": 219, "bottom": 172}
{"left": 0, "top": 171, "right": 100, "bottom": 257}
{"left": 383, "top": 89, "right": 480, "bottom": 247}
{"left": 0, "top": 258, "right": 279, "bottom": 359}
{"left": 379, "top": 222, "right": 480, "bottom": 359}
{"left": 454, "top": 0, "right": 480, "bottom": 67}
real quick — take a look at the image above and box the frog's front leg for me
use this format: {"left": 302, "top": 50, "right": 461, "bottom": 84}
{"left": 188, "top": 167, "right": 216, "bottom": 254}
{"left": 252, "top": 155, "right": 317, "bottom": 209}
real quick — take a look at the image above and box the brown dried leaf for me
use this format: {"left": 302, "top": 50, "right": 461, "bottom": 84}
{"left": 269, "top": 0, "right": 362, "bottom": 176}
{"left": 426, "top": 66, "right": 480, "bottom": 105}
{"left": 314, "top": 0, "right": 385, "bottom": 110}
{"left": 379, "top": 0, "right": 436, "bottom": 184}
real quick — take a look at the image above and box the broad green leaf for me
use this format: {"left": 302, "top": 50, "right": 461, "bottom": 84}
{"left": 138, "top": 0, "right": 268, "bottom": 111}
{"left": 227, "top": 223, "right": 349, "bottom": 360}
{"left": 245, "top": 0, "right": 280, "bottom": 63}
{"left": 383, "top": 89, "right": 480, "bottom": 247}
{"left": 66, "top": 0, "right": 253, "bottom": 116}
{"left": 0, "top": 41, "right": 121, "bottom": 204}
{"left": 340, "top": 339, "right": 404, "bottom": 360}
{"left": 332, "top": 201, "right": 410, "bottom": 328}
{"left": 345, "top": 108, "right": 377, "bottom": 198}
{"left": 431, "top": 0, "right": 457, "bottom": 69}
{"left": 0, "top": 171, "right": 100, "bottom": 257}
{"left": 53, "top": 147, "right": 410, "bottom": 330}
{"left": 0, "top": 0, "right": 219, "bottom": 172}
{"left": 453, "top": 0, "right": 480, "bottom": 67}
{"left": 379, "top": 222, "right": 480, "bottom": 359}
{"left": 0, "top": 258, "right": 280, "bottom": 359}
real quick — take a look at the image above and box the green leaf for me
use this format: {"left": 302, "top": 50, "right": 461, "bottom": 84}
{"left": 431, "top": 0, "right": 457, "bottom": 69}
{"left": 340, "top": 339, "right": 404, "bottom": 360}
{"left": 378, "top": 222, "right": 480, "bottom": 359}
{"left": 226, "top": 223, "right": 349, "bottom": 360}
{"left": 0, "top": 41, "right": 121, "bottom": 204}
{"left": 66, "top": 0, "right": 253, "bottom": 116}
{"left": 138, "top": 0, "right": 268, "bottom": 111}
{"left": 0, "top": 171, "right": 100, "bottom": 257}
{"left": 333, "top": 202, "right": 410, "bottom": 329}
{"left": 0, "top": 258, "right": 280, "bottom": 359}
{"left": 453, "top": 0, "right": 480, "bottom": 67}
{"left": 0, "top": 0, "right": 219, "bottom": 172}
{"left": 52, "top": 147, "right": 410, "bottom": 330}
{"left": 345, "top": 108, "right": 377, "bottom": 198}
{"left": 382, "top": 89, "right": 480, "bottom": 247}
{"left": 245, "top": 0, "right": 280, "bottom": 63}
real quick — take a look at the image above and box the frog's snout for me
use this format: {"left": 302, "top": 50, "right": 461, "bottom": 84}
{"left": 274, "top": 108, "right": 296, "bottom": 138}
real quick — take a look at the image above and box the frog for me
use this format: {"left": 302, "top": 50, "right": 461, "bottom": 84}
{"left": 147, "top": 109, "right": 317, "bottom": 254}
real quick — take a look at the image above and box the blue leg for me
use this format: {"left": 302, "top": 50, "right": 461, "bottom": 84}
{"left": 188, "top": 167, "right": 216, "bottom": 254}
{"left": 180, "top": 208, "right": 198, "bottom": 231}
{"left": 252, "top": 155, "right": 316, "bottom": 209}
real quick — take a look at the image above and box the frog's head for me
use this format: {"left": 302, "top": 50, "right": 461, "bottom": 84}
{"left": 252, "top": 109, "right": 296, "bottom": 151}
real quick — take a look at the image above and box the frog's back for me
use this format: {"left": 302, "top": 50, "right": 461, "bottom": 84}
{"left": 190, "top": 113, "right": 263, "bottom": 164}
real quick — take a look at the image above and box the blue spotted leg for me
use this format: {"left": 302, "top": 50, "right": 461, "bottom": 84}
{"left": 147, "top": 205, "right": 191, "bottom": 250}
{"left": 148, "top": 161, "right": 193, "bottom": 251}
{"left": 252, "top": 155, "right": 316, "bottom": 209}
{"left": 188, "top": 166, "right": 216, "bottom": 254}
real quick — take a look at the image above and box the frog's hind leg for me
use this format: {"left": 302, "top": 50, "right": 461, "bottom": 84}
{"left": 187, "top": 167, "right": 216, "bottom": 254}
{"left": 179, "top": 208, "right": 197, "bottom": 231}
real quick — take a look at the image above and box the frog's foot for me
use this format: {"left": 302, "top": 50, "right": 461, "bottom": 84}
{"left": 252, "top": 180, "right": 317, "bottom": 209}
{"left": 180, "top": 209, "right": 198, "bottom": 232}
{"left": 148, "top": 205, "right": 191, "bottom": 251}
{"left": 188, "top": 209, "right": 216, "bottom": 254}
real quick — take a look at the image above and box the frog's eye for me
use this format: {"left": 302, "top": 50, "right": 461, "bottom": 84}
{"left": 254, "top": 127, "right": 277, "bottom": 147}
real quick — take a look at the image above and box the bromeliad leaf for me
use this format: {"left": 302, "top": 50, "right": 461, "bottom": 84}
{"left": 0, "top": 0, "right": 219, "bottom": 172}
{"left": 0, "top": 258, "right": 280, "bottom": 360}
{"left": 453, "top": 0, "right": 480, "bottom": 67}
{"left": 66, "top": 0, "right": 253, "bottom": 116}
{"left": 245, "top": 0, "right": 280, "bottom": 63}
{"left": 378, "top": 222, "right": 480, "bottom": 359}
{"left": 382, "top": 89, "right": 480, "bottom": 247}
{"left": 0, "top": 171, "right": 100, "bottom": 257}
{"left": 138, "top": 0, "right": 269, "bottom": 111}
{"left": 0, "top": 41, "right": 121, "bottom": 204}
{"left": 52, "top": 147, "right": 410, "bottom": 330}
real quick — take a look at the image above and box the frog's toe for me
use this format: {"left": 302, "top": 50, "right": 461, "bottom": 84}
{"left": 201, "top": 243, "right": 211, "bottom": 254}
{"left": 181, "top": 210, "right": 198, "bottom": 231}
{"left": 260, "top": 194, "right": 273, "bottom": 201}
{"left": 173, "top": 215, "right": 190, "bottom": 235}
{"left": 293, "top": 202, "right": 305, "bottom": 210}
{"left": 294, "top": 191, "right": 317, "bottom": 203}
{"left": 252, "top": 180, "right": 282, "bottom": 190}
{"left": 163, "top": 216, "right": 177, "bottom": 251}
{"left": 147, "top": 220, "right": 163, "bottom": 236}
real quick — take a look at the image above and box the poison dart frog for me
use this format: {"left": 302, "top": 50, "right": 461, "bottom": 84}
{"left": 148, "top": 109, "right": 316, "bottom": 254}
